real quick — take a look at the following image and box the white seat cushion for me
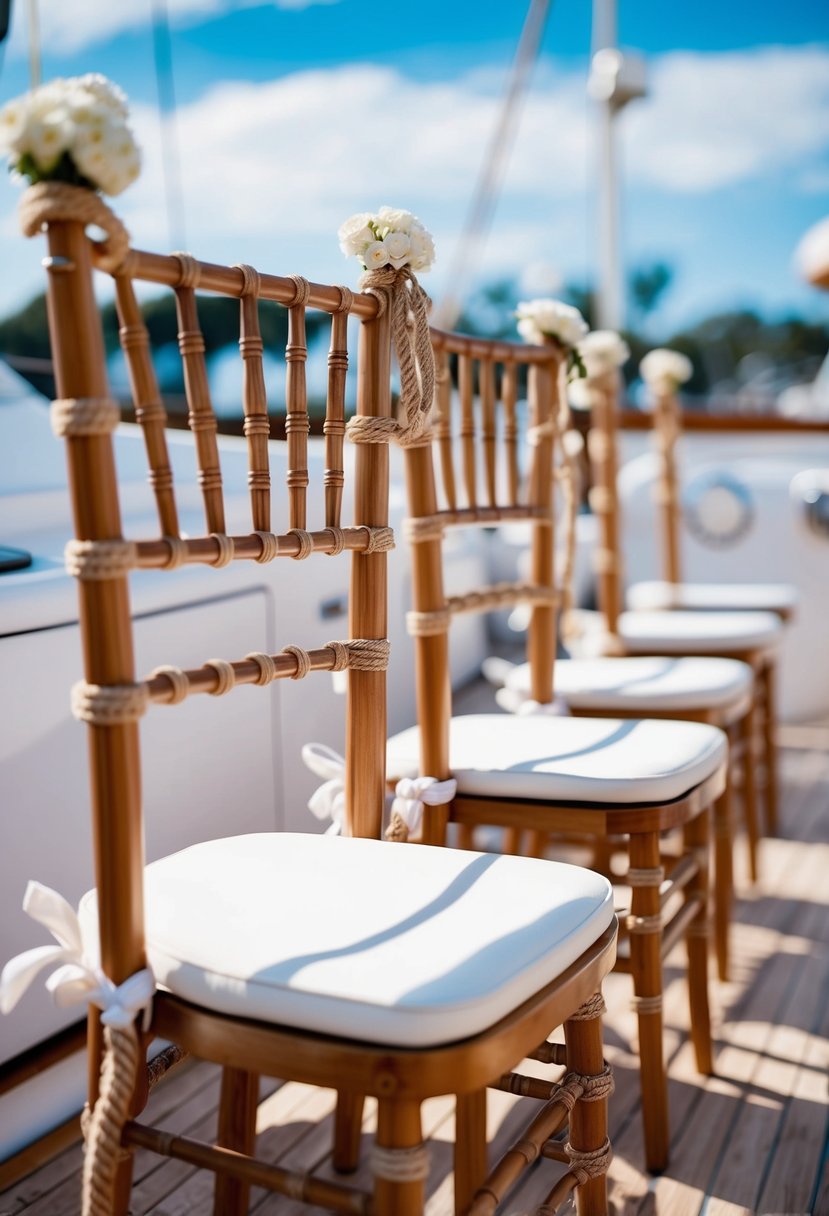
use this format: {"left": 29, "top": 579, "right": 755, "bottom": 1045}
{"left": 78, "top": 833, "right": 613, "bottom": 1049}
{"left": 503, "top": 655, "right": 753, "bottom": 713}
{"left": 618, "top": 609, "right": 781, "bottom": 654}
{"left": 388, "top": 714, "right": 726, "bottom": 806}
{"left": 627, "top": 580, "right": 797, "bottom": 616}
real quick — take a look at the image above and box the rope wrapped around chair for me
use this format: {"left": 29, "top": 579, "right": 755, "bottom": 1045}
{"left": 50, "top": 397, "right": 121, "bottom": 438}
{"left": 565, "top": 1136, "right": 613, "bottom": 1186}
{"left": 19, "top": 181, "right": 132, "bottom": 273}
{"left": 65, "top": 539, "right": 137, "bottom": 580}
{"left": 407, "top": 583, "right": 558, "bottom": 637}
{"left": 346, "top": 266, "right": 434, "bottom": 448}
{"left": 81, "top": 1024, "right": 139, "bottom": 1216}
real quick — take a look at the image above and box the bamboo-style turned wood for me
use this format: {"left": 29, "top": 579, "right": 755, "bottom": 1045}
{"left": 237, "top": 267, "right": 271, "bottom": 533}
{"left": 114, "top": 276, "right": 179, "bottom": 537}
{"left": 459, "top": 352, "right": 477, "bottom": 508}
{"left": 587, "top": 374, "right": 623, "bottom": 632}
{"left": 502, "top": 361, "right": 520, "bottom": 504}
{"left": 434, "top": 349, "right": 456, "bottom": 511}
{"left": 286, "top": 288, "right": 310, "bottom": 531}
{"left": 480, "top": 358, "right": 497, "bottom": 507}
{"left": 652, "top": 390, "right": 683, "bottom": 585}
{"left": 174, "top": 279, "right": 225, "bottom": 534}
{"left": 324, "top": 304, "right": 349, "bottom": 529}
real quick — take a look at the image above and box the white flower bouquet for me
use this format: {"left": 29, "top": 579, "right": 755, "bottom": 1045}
{"left": 640, "top": 347, "right": 694, "bottom": 394}
{"left": 578, "top": 329, "right": 630, "bottom": 380}
{"left": 515, "top": 297, "right": 589, "bottom": 377}
{"left": 0, "top": 74, "right": 140, "bottom": 197}
{"left": 338, "top": 205, "right": 436, "bottom": 274}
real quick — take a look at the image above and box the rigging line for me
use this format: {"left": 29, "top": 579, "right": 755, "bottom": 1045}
{"left": 151, "top": 0, "right": 187, "bottom": 252}
{"left": 433, "top": 0, "right": 554, "bottom": 330}
{"left": 26, "top": 0, "right": 40, "bottom": 88}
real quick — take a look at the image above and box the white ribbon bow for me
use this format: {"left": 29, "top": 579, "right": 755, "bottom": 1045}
{"left": 390, "top": 776, "right": 458, "bottom": 839}
{"left": 495, "top": 687, "right": 571, "bottom": 717}
{"left": 302, "top": 742, "right": 347, "bottom": 835}
{"left": 0, "top": 881, "right": 154, "bottom": 1031}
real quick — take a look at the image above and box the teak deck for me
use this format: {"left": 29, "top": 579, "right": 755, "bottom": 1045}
{"left": 2, "top": 718, "right": 827, "bottom": 1216}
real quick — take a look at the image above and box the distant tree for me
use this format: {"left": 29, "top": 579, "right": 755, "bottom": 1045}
{"left": 629, "top": 261, "right": 673, "bottom": 325}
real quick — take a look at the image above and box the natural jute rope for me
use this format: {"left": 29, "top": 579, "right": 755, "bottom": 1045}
{"left": 19, "top": 181, "right": 132, "bottom": 273}
{"left": 347, "top": 265, "right": 434, "bottom": 448}
{"left": 80, "top": 1024, "right": 139, "bottom": 1216}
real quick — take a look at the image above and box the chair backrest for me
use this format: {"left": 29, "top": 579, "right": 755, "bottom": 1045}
{"left": 650, "top": 388, "right": 684, "bottom": 585}
{"left": 404, "top": 327, "right": 562, "bottom": 844}
{"left": 583, "top": 370, "right": 625, "bottom": 634}
{"left": 38, "top": 212, "right": 393, "bottom": 993}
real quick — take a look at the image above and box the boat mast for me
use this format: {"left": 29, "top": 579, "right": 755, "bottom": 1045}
{"left": 26, "top": 0, "right": 40, "bottom": 87}
{"left": 589, "top": 0, "right": 646, "bottom": 330}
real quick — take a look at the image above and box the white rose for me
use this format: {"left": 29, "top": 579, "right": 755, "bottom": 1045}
{"left": 640, "top": 348, "right": 693, "bottom": 393}
{"left": 517, "top": 316, "right": 544, "bottom": 345}
{"left": 26, "top": 113, "right": 71, "bottom": 170}
{"left": 0, "top": 99, "right": 28, "bottom": 154}
{"left": 338, "top": 212, "right": 375, "bottom": 257}
{"left": 408, "top": 227, "right": 435, "bottom": 271}
{"left": 377, "top": 205, "right": 414, "bottom": 234}
{"left": 363, "top": 240, "right": 390, "bottom": 270}
{"left": 579, "top": 329, "right": 629, "bottom": 380}
{"left": 76, "top": 74, "right": 128, "bottom": 117}
{"left": 516, "top": 298, "right": 588, "bottom": 349}
{"left": 383, "top": 230, "right": 411, "bottom": 269}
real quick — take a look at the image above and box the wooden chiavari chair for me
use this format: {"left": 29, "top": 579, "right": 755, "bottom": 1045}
{"left": 386, "top": 328, "right": 729, "bottom": 1174}
{"left": 577, "top": 368, "right": 785, "bottom": 851}
{"left": 1, "top": 192, "right": 618, "bottom": 1216}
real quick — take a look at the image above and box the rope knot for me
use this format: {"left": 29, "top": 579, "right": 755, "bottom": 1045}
{"left": 385, "top": 775, "right": 457, "bottom": 842}
{"left": 19, "top": 182, "right": 131, "bottom": 274}
{"left": 347, "top": 265, "right": 435, "bottom": 448}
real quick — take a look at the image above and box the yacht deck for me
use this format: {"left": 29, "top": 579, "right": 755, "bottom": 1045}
{"left": 2, "top": 720, "right": 828, "bottom": 1216}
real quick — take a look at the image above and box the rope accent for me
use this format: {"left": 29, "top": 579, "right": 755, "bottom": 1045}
{"left": 403, "top": 515, "right": 446, "bottom": 543}
{"left": 625, "top": 913, "right": 663, "bottom": 935}
{"left": 325, "top": 640, "right": 350, "bottom": 671}
{"left": 287, "top": 274, "right": 310, "bottom": 307}
{"left": 346, "top": 265, "right": 434, "bottom": 447}
{"left": 282, "top": 645, "right": 311, "bottom": 679}
{"left": 254, "top": 531, "right": 279, "bottom": 563}
{"left": 334, "top": 284, "right": 354, "bottom": 313}
{"left": 324, "top": 527, "right": 346, "bottom": 556}
{"left": 448, "top": 583, "right": 558, "bottom": 616}
{"left": 65, "top": 539, "right": 136, "bottom": 580}
{"left": 209, "top": 533, "right": 235, "bottom": 568}
{"left": 566, "top": 1136, "right": 612, "bottom": 1185}
{"left": 369, "top": 1143, "right": 430, "bottom": 1182}
{"left": 245, "top": 651, "right": 277, "bottom": 685}
{"left": 51, "top": 397, "right": 120, "bottom": 438}
{"left": 71, "top": 681, "right": 149, "bottom": 725}
{"left": 358, "top": 524, "right": 395, "bottom": 554}
{"left": 19, "top": 181, "right": 131, "bottom": 273}
{"left": 631, "top": 993, "right": 663, "bottom": 1015}
{"left": 172, "top": 251, "right": 201, "bottom": 289}
{"left": 162, "top": 536, "right": 188, "bottom": 569}
{"left": 151, "top": 665, "right": 190, "bottom": 704}
{"left": 343, "top": 638, "right": 390, "bottom": 670}
{"left": 407, "top": 607, "right": 451, "bottom": 637}
{"left": 204, "top": 659, "right": 236, "bottom": 696}
{"left": 80, "top": 1024, "right": 139, "bottom": 1216}
{"left": 573, "top": 1064, "right": 614, "bottom": 1102}
{"left": 234, "top": 262, "right": 261, "bottom": 298}
{"left": 627, "top": 866, "right": 665, "bottom": 889}
{"left": 287, "top": 529, "right": 313, "bottom": 560}
{"left": 568, "top": 991, "right": 606, "bottom": 1021}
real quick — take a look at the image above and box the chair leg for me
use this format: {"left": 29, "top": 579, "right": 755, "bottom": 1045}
{"left": 740, "top": 703, "right": 761, "bottom": 883}
{"left": 333, "top": 1091, "right": 366, "bottom": 1173}
{"left": 628, "top": 831, "right": 669, "bottom": 1173}
{"left": 683, "top": 812, "right": 714, "bottom": 1076}
{"left": 759, "top": 660, "right": 779, "bottom": 837}
{"left": 454, "top": 1090, "right": 488, "bottom": 1215}
{"left": 713, "top": 779, "right": 733, "bottom": 983}
{"left": 564, "top": 994, "right": 611, "bottom": 1216}
{"left": 373, "top": 1098, "right": 426, "bottom": 1216}
{"left": 213, "top": 1067, "right": 259, "bottom": 1216}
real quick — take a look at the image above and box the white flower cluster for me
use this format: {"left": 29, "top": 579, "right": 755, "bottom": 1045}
{"left": 515, "top": 298, "right": 588, "bottom": 350}
{"left": 338, "top": 206, "right": 436, "bottom": 273}
{"left": 640, "top": 347, "right": 693, "bottom": 393}
{"left": 0, "top": 74, "right": 140, "bottom": 197}
{"left": 578, "top": 329, "right": 630, "bottom": 380}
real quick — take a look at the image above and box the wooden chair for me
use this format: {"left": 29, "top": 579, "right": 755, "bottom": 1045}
{"left": 487, "top": 362, "right": 763, "bottom": 979}
{"left": 2, "top": 193, "right": 618, "bottom": 1216}
{"left": 578, "top": 368, "right": 785, "bottom": 845}
{"left": 386, "top": 328, "right": 729, "bottom": 1173}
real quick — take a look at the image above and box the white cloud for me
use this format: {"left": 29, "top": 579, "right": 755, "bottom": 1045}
{"left": 5, "top": 0, "right": 339, "bottom": 57}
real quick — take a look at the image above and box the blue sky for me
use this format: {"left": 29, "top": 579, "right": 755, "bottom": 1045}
{"left": 0, "top": 0, "right": 827, "bottom": 334}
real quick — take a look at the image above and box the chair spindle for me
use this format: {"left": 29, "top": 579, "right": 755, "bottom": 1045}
{"left": 174, "top": 285, "right": 225, "bottom": 534}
